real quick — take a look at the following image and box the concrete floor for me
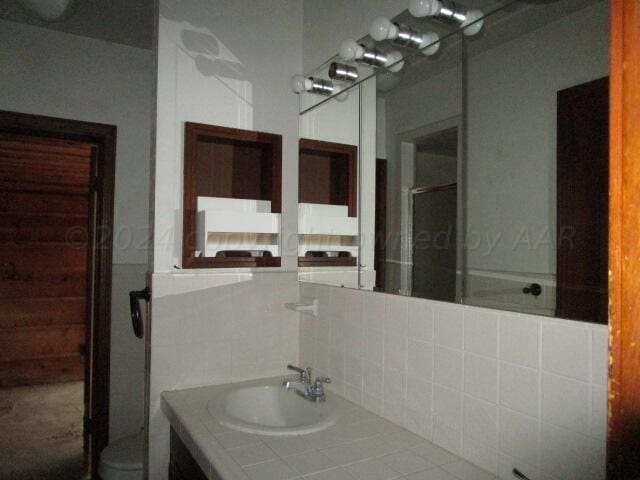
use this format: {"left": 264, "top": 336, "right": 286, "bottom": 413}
{"left": 0, "top": 381, "right": 87, "bottom": 480}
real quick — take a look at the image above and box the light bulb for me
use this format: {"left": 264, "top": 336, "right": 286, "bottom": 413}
{"left": 339, "top": 39, "right": 364, "bottom": 62}
{"left": 290, "top": 74, "right": 311, "bottom": 94}
{"left": 385, "top": 50, "right": 405, "bottom": 73}
{"left": 409, "top": 0, "right": 441, "bottom": 17}
{"left": 369, "top": 17, "right": 398, "bottom": 42}
{"left": 333, "top": 85, "right": 349, "bottom": 102}
{"left": 462, "top": 9, "right": 484, "bottom": 36}
{"left": 420, "top": 32, "right": 440, "bottom": 56}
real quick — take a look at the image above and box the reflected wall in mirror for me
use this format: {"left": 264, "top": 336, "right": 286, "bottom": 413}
{"left": 374, "top": 0, "right": 609, "bottom": 323}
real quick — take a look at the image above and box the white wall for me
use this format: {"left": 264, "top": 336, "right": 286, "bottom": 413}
{"left": 300, "top": 282, "right": 608, "bottom": 480}
{"left": 149, "top": 1, "right": 304, "bottom": 478}
{"left": 466, "top": 2, "right": 609, "bottom": 275}
{"left": 154, "top": 0, "right": 302, "bottom": 272}
{"left": 302, "top": 0, "right": 402, "bottom": 72}
{"left": 0, "top": 19, "right": 153, "bottom": 441}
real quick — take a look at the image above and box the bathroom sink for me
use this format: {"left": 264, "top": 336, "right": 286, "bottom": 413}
{"left": 207, "top": 383, "right": 337, "bottom": 436}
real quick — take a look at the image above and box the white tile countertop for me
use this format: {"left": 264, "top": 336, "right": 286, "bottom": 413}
{"left": 161, "top": 376, "right": 500, "bottom": 480}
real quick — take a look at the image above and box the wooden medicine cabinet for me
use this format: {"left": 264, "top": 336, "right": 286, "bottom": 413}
{"left": 298, "top": 138, "right": 358, "bottom": 267}
{"left": 182, "top": 122, "right": 282, "bottom": 268}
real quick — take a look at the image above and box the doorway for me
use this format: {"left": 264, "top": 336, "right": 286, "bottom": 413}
{"left": 411, "top": 127, "right": 458, "bottom": 302}
{"left": 0, "top": 111, "right": 115, "bottom": 479}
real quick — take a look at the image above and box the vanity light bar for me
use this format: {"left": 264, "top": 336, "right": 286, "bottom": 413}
{"left": 369, "top": 17, "right": 440, "bottom": 56}
{"left": 328, "top": 62, "right": 359, "bottom": 82}
{"left": 290, "top": 75, "right": 336, "bottom": 95}
{"left": 408, "top": 0, "right": 484, "bottom": 36}
{"left": 338, "top": 39, "right": 405, "bottom": 73}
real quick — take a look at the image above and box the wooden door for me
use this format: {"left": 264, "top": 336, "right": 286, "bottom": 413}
{"left": 374, "top": 159, "right": 387, "bottom": 291}
{"left": 0, "top": 133, "right": 92, "bottom": 386}
{"left": 556, "top": 77, "right": 609, "bottom": 324}
{"left": 608, "top": 0, "right": 640, "bottom": 476}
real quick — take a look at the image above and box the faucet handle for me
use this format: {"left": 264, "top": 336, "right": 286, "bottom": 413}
{"left": 287, "top": 364, "right": 311, "bottom": 383}
{"left": 314, "top": 376, "right": 331, "bottom": 387}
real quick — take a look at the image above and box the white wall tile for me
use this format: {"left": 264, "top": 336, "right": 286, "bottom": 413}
{"left": 407, "top": 377, "right": 433, "bottom": 416}
{"left": 364, "top": 329, "right": 384, "bottom": 367}
{"left": 541, "top": 321, "right": 590, "bottom": 381}
{"left": 498, "top": 408, "right": 540, "bottom": 466}
{"left": 383, "top": 366, "right": 407, "bottom": 407}
{"left": 591, "top": 385, "right": 607, "bottom": 441}
{"left": 500, "top": 313, "right": 540, "bottom": 369}
{"left": 591, "top": 325, "right": 608, "bottom": 386}
{"left": 384, "top": 332, "right": 408, "bottom": 373}
{"left": 409, "top": 298, "right": 435, "bottom": 343}
{"left": 462, "top": 438, "right": 498, "bottom": 476}
{"left": 434, "top": 346, "right": 464, "bottom": 391}
{"left": 499, "top": 363, "right": 540, "bottom": 418}
{"left": 542, "top": 373, "right": 590, "bottom": 435}
{"left": 408, "top": 340, "right": 434, "bottom": 382}
{"left": 433, "top": 417, "right": 462, "bottom": 455}
{"left": 386, "top": 295, "right": 409, "bottom": 336}
{"left": 464, "top": 353, "right": 498, "bottom": 404}
{"left": 362, "top": 292, "right": 385, "bottom": 332}
{"left": 464, "top": 308, "right": 499, "bottom": 358}
{"left": 363, "top": 361, "right": 383, "bottom": 399}
{"left": 463, "top": 395, "right": 498, "bottom": 448}
{"left": 434, "top": 384, "right": 463, "bottom": 431}
{"left": 540, "top": 423, "right": 605, "bottom": 480}
{"left": 345, "top": 354, "right": 364, "bottom": 389}
{"left": 297, "top": 285, "right": 606, "bottom": 480}
{"left": 435, "top": 303, "right": 465, "bottom": 349}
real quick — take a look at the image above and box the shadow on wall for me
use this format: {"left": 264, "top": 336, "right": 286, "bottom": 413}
{"left": 161, "top": 0, "right": 251, "bottom": 85}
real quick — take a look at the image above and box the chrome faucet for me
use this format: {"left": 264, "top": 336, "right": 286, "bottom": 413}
{"left": 282, "top": 364, "right": 331, "bottom": 402}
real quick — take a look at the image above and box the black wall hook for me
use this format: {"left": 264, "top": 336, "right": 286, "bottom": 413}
{"left": 522, "top": 283, "right": 542, "bottom": 297}
{"left": 129, "top": 286, "right": 151, "bottom": 339}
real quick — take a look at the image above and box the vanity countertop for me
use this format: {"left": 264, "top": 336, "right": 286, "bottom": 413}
{"left": 161, "top": 376, "right": 497, "bottom": 480}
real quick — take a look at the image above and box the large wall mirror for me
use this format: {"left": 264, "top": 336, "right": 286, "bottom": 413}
{"left": 298, "top": 0, "right": 609, "bottom": 324}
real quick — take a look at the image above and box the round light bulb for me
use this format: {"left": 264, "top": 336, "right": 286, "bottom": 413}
{"left": 333, "top": 85, "right": 349, "bottom": 102}
{"left": 462, "top": 9, "right": 484, "bottom": 36}
{"left": 385, "top": 50, "right": 405, "bottom": 73}
{"left": 420, "top": 32, "right": 440, "bottom": 56}
{"left": 290, "top": 74, "right": 310, "bottom": 94}
{"left": 369, "top": 17, "right": 397, "bottom": 42}
{"left": 339, "top": 39, "right": 364, "bottom": 62}
{"left": 408, "top": 0, "right": 441, "bottom": 18}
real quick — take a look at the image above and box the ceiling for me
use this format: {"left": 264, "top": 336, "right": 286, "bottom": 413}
{"left": 0, "top": 0, "right": 155, "bottom": 49}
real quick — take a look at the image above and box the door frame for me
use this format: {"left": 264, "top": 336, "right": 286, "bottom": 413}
{"left": 0, "top": 110, "right": 116, "bottom": 477}
{"left": 608, "top": 0, "right": 640, "bottom": 477}
{"left": 396, "top": 116, "right": 462, "bottom": 299}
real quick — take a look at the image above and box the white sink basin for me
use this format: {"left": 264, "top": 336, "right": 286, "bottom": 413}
{"left": 208, "top": 383, "right": 337, "bottom": 436}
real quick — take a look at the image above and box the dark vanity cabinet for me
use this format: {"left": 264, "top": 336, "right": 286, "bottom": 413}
{"left": 169, "top": 428, "right": 218, "bottom": 480}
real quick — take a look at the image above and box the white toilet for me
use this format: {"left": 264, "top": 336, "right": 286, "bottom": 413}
{"left": 98, "top": 431, "right": 143, "bottom": 480}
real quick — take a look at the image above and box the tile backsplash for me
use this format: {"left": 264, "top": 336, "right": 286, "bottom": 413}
{"left": 299, "top": 283, "right": 607, "bottom": 480}
{"left": 148, "top": 272, "right": 299, "bottom": 480}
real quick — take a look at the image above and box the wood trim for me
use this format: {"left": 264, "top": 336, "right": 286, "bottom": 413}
{"left": 182, "top": 122, "right": 282, "bottom": 269}
{"left": 0, "top": 110, "right": 116, "bottom": 478}
{"left": 297, "top": 256, "right": 357, "bottom": 267}
{"left": 608, "top": 0, "right": 640, "bottom": 477}
{"left": 299, "top": 138, "right": 358, "bottom": 217}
